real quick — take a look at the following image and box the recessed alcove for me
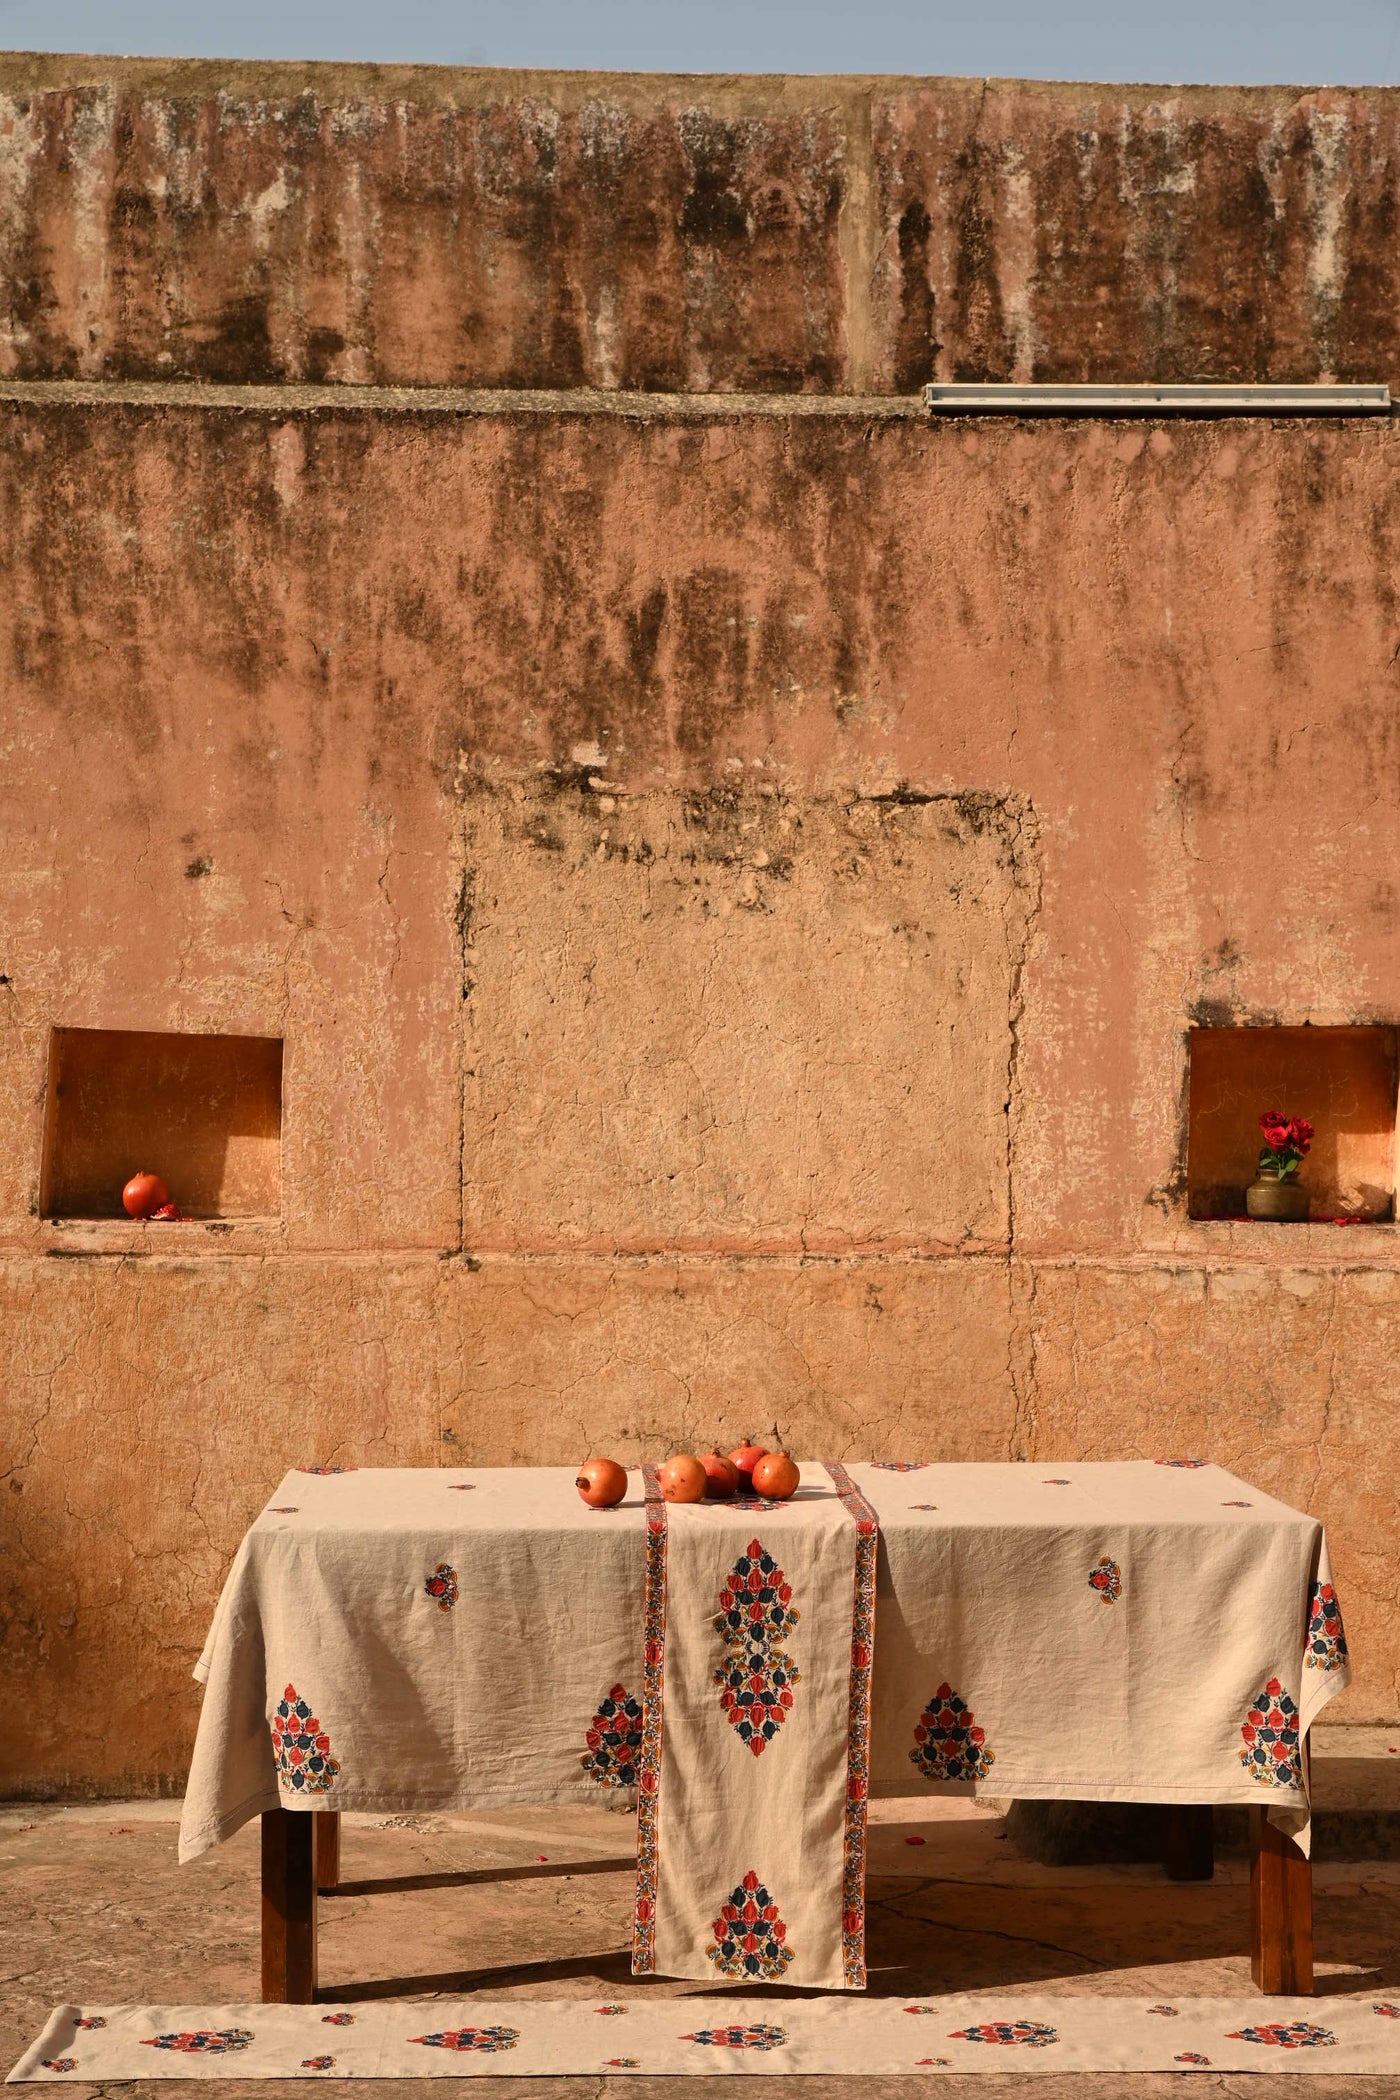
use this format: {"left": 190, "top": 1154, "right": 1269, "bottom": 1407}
{"left": 1186, "top": 1025, "right": 1398, "bottom": 1222}
{"left": 41, "top": 1028, "right": 283, "bottom": 1221}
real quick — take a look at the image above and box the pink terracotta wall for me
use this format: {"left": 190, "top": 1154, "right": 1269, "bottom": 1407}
{"left": 1, "top": 60, "right": 1398, "bottom": 1791}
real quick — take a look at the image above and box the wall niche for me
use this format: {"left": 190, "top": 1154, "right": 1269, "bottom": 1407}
{"left": 41, "top": 1027, "right": 283, "bottom": 1221}
{"left": 1186, "top": 1025, "right": 1397, "bottom": 1222}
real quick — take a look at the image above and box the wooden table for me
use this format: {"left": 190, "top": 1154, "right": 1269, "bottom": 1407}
{"left": 260, "top": 1800, "right": 1313, "bottom": 2002}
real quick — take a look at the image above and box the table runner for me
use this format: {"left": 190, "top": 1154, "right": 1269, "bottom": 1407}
{"left": 631, "top": 1460, "right": 876, "bottom": 1990}
{"left": 180, "top": 1458, "right": 1348, "bottom": 1971}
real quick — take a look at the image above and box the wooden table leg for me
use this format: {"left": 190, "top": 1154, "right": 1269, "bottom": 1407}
{"left": 1162, "top": 1805, "right": 1214, "bottom": 1881}
{"left": 1250, "top": 1807, "right": 1313, "bottom": 1994}
{"left": 261, "top": 1807, "right": 317, "bottom": 2003}
{"left": 315, "top": 1810, "right": 341, "bottom": 1893}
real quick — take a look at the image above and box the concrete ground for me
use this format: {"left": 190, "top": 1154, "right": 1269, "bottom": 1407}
{"left": 4, "top": 1792, "right": 1400, "bottom": 2100}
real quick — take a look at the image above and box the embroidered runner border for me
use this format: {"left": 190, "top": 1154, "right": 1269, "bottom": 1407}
{"left": 631, "top": 1462, "right": 667, "bottom": 1974}
{"left": 825, "top": 1462, "right": 879, "bottom": 1989}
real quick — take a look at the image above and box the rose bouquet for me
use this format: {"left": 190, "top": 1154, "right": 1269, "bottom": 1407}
{"left": 1257, "top": 1111, "right": 1313, "bottom": 1184}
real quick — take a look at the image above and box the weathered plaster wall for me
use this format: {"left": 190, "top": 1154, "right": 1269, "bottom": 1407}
{"left": 2, "top": 396, "right": 1399, "bottom": 1789}
{"left": 5, "top": 58, "right": 1400, "bottom": 391}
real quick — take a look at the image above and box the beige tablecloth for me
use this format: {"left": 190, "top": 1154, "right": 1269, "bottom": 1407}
{"left": 180, "top": 1459, "right": 1348, "bottom": 1980}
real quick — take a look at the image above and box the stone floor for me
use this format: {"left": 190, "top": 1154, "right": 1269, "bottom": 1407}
{"left": 4, "top": 1795, "right": 1400, "bottom": 2098}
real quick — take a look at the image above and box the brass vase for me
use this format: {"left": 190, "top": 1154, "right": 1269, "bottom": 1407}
{"left": 1246, "top": 1173, "right": 1309, "bottom": 1222}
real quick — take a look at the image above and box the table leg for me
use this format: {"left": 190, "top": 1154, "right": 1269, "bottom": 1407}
{"left": 261, "top": 1808, "right": 317, "bottom": 2003}
{"left": 315, "top": 1810, "right": 341, "bottom": 1892}
{"left": 1161, "top": 1805, "right": 1214, "bottom": 1881}
{"left": 1250, "top": 1807, "right": 1313, "bottom": 1994}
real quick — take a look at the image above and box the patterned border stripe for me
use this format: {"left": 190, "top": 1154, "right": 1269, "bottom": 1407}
{"left": 824, "top": 1460, "right": 878, "bottom": 1990}
{"left": 630, "top": 1461, "right": 667, "bottom": 1976}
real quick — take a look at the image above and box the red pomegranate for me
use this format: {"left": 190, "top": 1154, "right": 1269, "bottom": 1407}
{"left": 575, "top": 1458, "right": 629, "bottom": 1508}
{"left": 728, "top": 1441, "right": 767, "bottom": 1485}
{"left": 700, "top": 1452, "right": 740, "bottom": 1499}
{"left": 658, "top": 1454, "right": 707, "bottom": 1503}
{"left": 122, "top": 1170, "right": 169, "bottom": 1219}
{"left": 752, "top": 1450, "right": 800, "bottom": 1501}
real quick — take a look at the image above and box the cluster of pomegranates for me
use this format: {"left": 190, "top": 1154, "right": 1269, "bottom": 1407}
{"left": 575, "top": 1443, "right": 800, "bottom": 1509}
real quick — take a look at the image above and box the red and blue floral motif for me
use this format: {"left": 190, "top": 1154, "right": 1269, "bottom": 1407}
{"left": 713, "top": 1541, "right": 800, "bottom": 1755}
{"left": 1305, "top": 1581, "right": 1348, "bottom": 1673}
{"left": 681, "top": 2024, "right": 788, "bottom": 2050}
{"left": 870, "top": 1462, "right": 928, "bottom": 1472}
{"left": 826, "top": 1458, "right": 878, "bottom": 1990}
{"left": 949, "top": 2021, "right": 1058, "bottom": 2047}
{"left": 40, "top": 2060, "right": 76, "bottom": 2073}
{"left": 1155, "top": 1458, "right": 1207, "bottom": 1468}
{"left": 911, "top": 1684, "right": 995, "bottom": 1783}
{"left": 1225, "top": 2022, "right": 1336, "bottom": 2049}
{"left": 1374, "top": 2003, "right": 1400, "bottom": 2018}
{"left": 1088, "top": 1556, "right": 1123, "bottom": 1603}
{"left": 74, "top": 2019, "right": 106, "bottom": 2031}
{"left": 300, "top": 2056, "right": 336, "bottom": 2070}
{"left": 296, "top": 1465, "right": 356, "bottom": 1475}
{"left": 630, "top": 1463, "right": 666, "bottom": 1975}
{"left": 1238, "top": 1677, "right": 1301, "bottom": 1788}
{"left": 602, "top": 2056, "right": 641, "bottom": 2067}
{"left": 321, "top": 2014, "right": 354, "bottom": 2026}
{"left": 272, "top": 1686, "right": 341, "bottom": 1794}
{"left": 1145, "top": 2004, "right": 1178, "bottom": 2016}
{"left": 424, "top": 1562, "right": 459, "bottom": 1612}
{"left": 1174, "top": 2052, "right": 1211, "bottom": 2065}
{"left": 706, "top": 1870, "right": 794, "bottom": 1981}
{"left": 408, "top": 2028, "right": 519, "bottom": 2052}
{"left": 582, "top": 1683, "right": 644, "bottom": 1788}
{"left": 142, "top": 2031, "right": 255, "bottom": 2055}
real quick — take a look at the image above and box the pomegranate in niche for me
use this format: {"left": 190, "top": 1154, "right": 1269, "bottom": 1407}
{"left": 728, "top": 1442, "right": 767, "bottom": 1485}
{"left": 576, "top": 1458, "right": 628, "bottom": 1508}
{"left": 122, "top": 1171, "right": 169, "bottom": 1219}
{"left": 658, "top": 1453, "right": 707, "bottom": 1503}
{"left": 700, "top": 1452, "right": 740, "bottom": 1499}
{"left": 752, "top": 1450, "right": 800, "bottom": 1501}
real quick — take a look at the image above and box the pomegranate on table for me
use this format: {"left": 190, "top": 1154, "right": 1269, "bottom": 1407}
{"left": 575, "top": 1458, "right": 628, "bottom": 1508}
{"left": 122, "top": 1170, "right": 170, "bottom": 1219}
{"left": 751, "top": 1450, "right": 800, "bottom": 1501}
{"left": 658, "top": 1453, "right": 707, "bottom": 1503}
{"left": 728, "top": 1441, "right": 767, "bottom": 1486}
{"left": 700, "top": 1452, "right": 740, "bottom": 1499}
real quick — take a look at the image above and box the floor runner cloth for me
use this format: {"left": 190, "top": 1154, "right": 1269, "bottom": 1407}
{"left": 631, "top": 1460, "right": 876, "bottom": 1988}
{"left": 13, "top": 1998, "right": 1400, "bottom": 2078}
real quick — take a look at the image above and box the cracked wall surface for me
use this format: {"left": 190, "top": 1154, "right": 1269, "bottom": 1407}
{"left": 3, "top": 350, "right": 1400, "bottom": 1783}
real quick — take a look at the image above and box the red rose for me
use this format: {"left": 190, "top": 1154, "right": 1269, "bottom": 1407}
{"left": 1260, "top": 1113, "right": 1291, "bottom": 1150}
{"left": 1289, "top": 1117, "right": 1314, "bottom": 1153}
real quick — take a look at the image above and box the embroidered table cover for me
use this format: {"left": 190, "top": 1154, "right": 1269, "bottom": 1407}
{"left": 180, "top": 1459, "right": 1348, "bottom": 1985}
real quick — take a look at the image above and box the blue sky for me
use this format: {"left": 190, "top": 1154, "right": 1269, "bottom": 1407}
{"left": 3, "top": 0, "right": 1400, "bottom": 85}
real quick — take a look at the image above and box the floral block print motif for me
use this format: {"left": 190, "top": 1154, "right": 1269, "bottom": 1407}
{"left": 424, "top": 1562, "right": 459, "bottom": 1612}
{"left": 300, "top": 2056, "right": 336, "bottom": 2070}
{"left": 582, "top": 1684, "right": 644, "bottom": 1788}
{"left": 682, "top": 2024, "right": 788, "bottom": 2049}
{"left": 1155, "top": 1458, "right": 1207, "bottom": 1467}
{"left": 713, "top": 1540, "right": 800, "bottom": 1755}
{"left": 74, "top": 2019, "right": 106, "bottom": 2031}
{"left": 911, "top": 1684, "right": 995, "bottom": 1782}
{"left": 296, "top": 1465, "right": 356, "bottom": 1474}
{"left": 1146, "top": 2005, "right": 1178, "bottom": 2016}
{"left": 1305, "top": 1581, "right": 1348, "bottom": 1672}
{"left": 409, "top": 2028, "right": 520, "bottom": 2052}
{"left": 914, "top": 2058, "right": 953, "bottom": 2068}
{"left": 1226, "top": 2022, "right": 1336, "bottom": 2048}
{"left": 706, "top": 1870, "right": 795, "bottom": 1980}
{"left": 321, "top": 2014, "right": 354, "bottom": 2026}
{"left": 1375, "top": 2003, "right": 1400, "bottom": 2018}
{"left": 595, "top": 2005, "right": 626, "bottom": 2016}
{"left": 40, "top": 2061, "right": 76, "bottom": 2073}
{"left": 870, "top": 1461, "right": 929, "bottom": 1472}
{"left": 1088, "top": 1556, "right": 1122, "bottom": 1602}
{"left": 603, "top": 2056, "right": 641, "bottom": 2067}
{"left": 1239, "top": 1678, "right": 1301, "bottom": 1788}
{"left": 272, "top": 1686, "right": 341, "bottom": 1794}
{"left": 143, "top": 2031, "right": 255, "bottom": 2054}
{"left": 1175, "top": 2052, "right": 1211, "bottom": 2065}
{"left": 950, "top": 2021, "right": 1059, "bottom": 2046}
